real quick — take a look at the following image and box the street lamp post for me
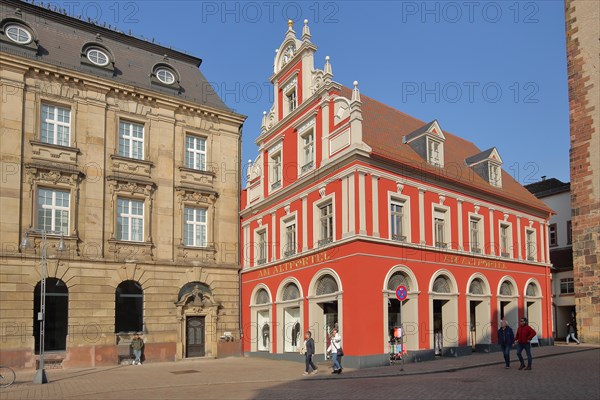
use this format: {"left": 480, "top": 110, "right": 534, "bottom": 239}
{"left": 20, "top": 229, "right": 65, "bottom": 385}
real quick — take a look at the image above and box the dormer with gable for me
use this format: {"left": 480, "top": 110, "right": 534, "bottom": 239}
{"left": 403, "top": 120, "right": 446, "bottom": 167}
{"left": 465, "top": 147, "right": 504, "bottom": 188}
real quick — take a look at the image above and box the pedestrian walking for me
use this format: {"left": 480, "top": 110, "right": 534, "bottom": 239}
{"left": 302, "top": 331, "right": 318, "bottom": 376}
{"left": 566, "top": 313, "right": 580, "bottom": 344}
{"left": 514, "top": 317, "right": 536, "bottom": 370}
{"left": 327, "top": 327, "right": 343, "bottom": 374}
{"left": 498, "top": 319, "right": 515, "bottom": 369}
{"left": 131, "top": 333, "right": 144, "bottom": 365}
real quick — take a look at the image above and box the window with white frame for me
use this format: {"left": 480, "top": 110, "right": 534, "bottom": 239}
{"left": 390, "top": 200, "right": 406, "bottom": 241}
{"left": 489, "top": 163, "right": 502, "bottom": 187}
{"left": 37, "top": 188, "right": 70, "bottom": 235}
{"left": 526, "top": 229, "right": 536, "bottom": 261}
{"left": 427, "top": 138, "right": 442, "bottom": 166}
{"left": 270, "top": 150, "right": 282, "bottom": 190}
{"left": 117, "top": 198, "right": 144, "bottom": 241}
{"left": 119, "top": 121, "right": 144, "bottom": 160}
{"left": 469, "top": 215, "right": 482, "bottom": 253}
{"left": 41, "top": 104, "right": 71, "bottom": 146}
{"left": 500, "top": 223, "right": 512, "bottom": 257}
{"left": 300, "top": 129, "right": 314, "bottom": 173}
{"left": 287, "top": 90, "right": 297, "bottom": 113}
{"left": 318, "top": 202, "right": 333, "bottom": 246}
{"left": 185, "top": 135, "right": 206, "bottom": 171}
{"left": 183, "top": 207, "right": 207, "bottom": 247}
{"left": 5, "top": 23, "right": 33, "bottom": 44}
{"left": 256, "top": 229, "right": 267, "bottom": 265}
{"left": 433, "top": 208, "right": 448, "bottom": 248}
{"left": 283, "top": 219, "right": 296, "bottom": 257}
{"left": 560, "top": 278, "right": 574, "bottom": 294}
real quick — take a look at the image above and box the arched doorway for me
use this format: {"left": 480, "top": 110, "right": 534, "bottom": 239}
{"left": 115, "top": 280, "right": 143, "bottom": 333}
{"left": 175, "top": 282, "right": 218, "bottom": 358}
{"left": 276, "top": 280, "right": 303, "bottom": 353}
{"left": 308, "top": 271, "right": 342, "bottom": 357}
{"left": 429, "top": 272, "right": 459, "bottom": 355}
{"left": 524, "top": 280, "right": 542, "bottom": 335}
{"left": 250, "top": 286, "right": 272, "bottom": 353}
{"left": 33, "top": 278, "right": 68, "bottom": 353}
{"left": 383, "top": 267, "right": 419, "bottom": 352}
{"left": 466, "top": 275, "right": 491, "bottom": 350}
{"left": 497, "top": 278, "right": 519, "bottom": 330}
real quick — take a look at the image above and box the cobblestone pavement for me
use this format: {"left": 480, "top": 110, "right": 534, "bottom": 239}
{"left": 1, "top": 344, "right": 598, "bottom": 399}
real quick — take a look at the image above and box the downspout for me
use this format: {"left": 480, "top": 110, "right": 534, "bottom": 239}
{"left": 237, "top": 124, "right": 244, "bottom": 356}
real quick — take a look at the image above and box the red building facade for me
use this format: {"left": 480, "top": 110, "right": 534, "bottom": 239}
{"left": 240, "top": 21, "right": 553, "bottom": 367}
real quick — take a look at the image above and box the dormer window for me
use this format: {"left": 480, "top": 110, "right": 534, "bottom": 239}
{"left": 5, "top": 23, "right": 32, "bottom": 44}
{"left": 489, "top": 163, "right": 502, "bottom": 187}
{"left": 155, "top": 68, "right": 175, "bottom": 85}
{"left": 86, "top": 48, "right": 109, "bottom": 66}
{"left": 151, "top": 64, "right": 180, "bottom": 90}
{"left": 428, "top": 138, "right": 442, "bottom": 166}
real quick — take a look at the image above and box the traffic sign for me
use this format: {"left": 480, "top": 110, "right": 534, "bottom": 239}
{"left": 396, "top": 285, "right": 408, "bottom": 301}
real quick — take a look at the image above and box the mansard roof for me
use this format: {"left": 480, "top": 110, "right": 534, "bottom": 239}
{"left": 0, "top": 0, "right": 230, "bottom": 112}
{"left": 338, "top": 86, "right": 552, "bottom": 214}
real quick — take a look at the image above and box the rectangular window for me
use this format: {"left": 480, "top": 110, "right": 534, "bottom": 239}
{"left": 500, "top": 223, "right": 511, "bottom": 257}
{"left": 184, "top": 207, "right": 207, "bottom": 247}
{"left": 428, "top": 139, "right": 441, "bottom": 166}
{"left": 566, "top": 220, "right": 572, "bottom": 245}
{"left": 185, "top": 135, "right": 206, "bottom": 171}
{"left": 41, "top": 104, "right": 70, "bottom": 146}
{"left": 117, "top": 198, "right": 144, "bottom": 241}
{"left": 319, "top": 202, "right": 333, "bottom": 246}
{"left": 256, "top": 230, "right": 267, "bottom": 265}
{"left": 287, "top": 90, "right": 297, "bottom": 113}
{"left": 470, "top": 216, "right": 481, "bottom": 253}
{"left": 549, "top": 223, "right": 557, "bottom": 247}
{"left": 560, "top": 278, "right": 574, "bottom": 294}
{"left": 36, "top": 188, "right": 70, "bottom": 235}
{"left": 526, "top": 229, "right": 536, "bottom": 261}
{"left": 119, "top": 121, "right": 144, "bottom": 160}
{"left": 270, "top": 151, "right": 282, "bottom": 190}
{"left": 434, "top": 209, "right": 446, "bottom": 248}
{"left": 284, "top": 221, "right": 296, "bottom": 257}
{"left": 301, "top": 130, "right": 314, "bottom": 172}
{"left": 489, "top": 164, "right": 501, "bottom": 187}
{"left": 390, "top": 201, "right": 405, "bottom": 241}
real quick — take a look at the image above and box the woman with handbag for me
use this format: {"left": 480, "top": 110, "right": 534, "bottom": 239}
{"left": 326, "top": 327, "right": 343, "bottom": 374}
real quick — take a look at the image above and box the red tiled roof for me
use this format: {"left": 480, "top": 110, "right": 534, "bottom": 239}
{"left": 339, "top": 87, "right": 552, "bottom": 215}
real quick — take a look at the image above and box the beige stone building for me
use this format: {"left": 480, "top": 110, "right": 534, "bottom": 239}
{"left": 565, "top": 0, "right": 600, "bottom": 344}
{"left": 0, "top": 0, "right": 245, "bottom": 368}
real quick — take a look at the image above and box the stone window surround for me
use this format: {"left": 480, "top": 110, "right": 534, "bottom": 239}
{"left": 114, "top": 113, "right": 150, "bottom": 162}
{"left": 175, "top": 187, "right": 218, "bottom": 256}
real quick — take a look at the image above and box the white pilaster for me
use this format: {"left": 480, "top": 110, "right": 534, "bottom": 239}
{"left": 358, "top": 172, "right": 367, "bottom": 235}
{"left": 517, "top": 218, "right": 522, "bottom": 260}
{"left": 321, "top": 99, "right": 330, "bottom": 163}
{"left": 489, "top": 209, "right": 495, "bottom": 256}
{"left": 545, "top": 222, "right": 551, "bottom": 263}
{"left": 271, "top": 211, "right": 276, "bottom": 262}
{"left": 372, "top": 175, "right": 380, "bottom": 237}
{"left": 419, "top": 189, "right": 425, "bottom": 245}
{"left": 457, "top": 200, "right": 463, "bottom": 251}
{"left": 302, "top": 195, "right": 308, "bottom": 252}
{"left": 348, "top": 173, "right": 356, "bottom": 235}
{"left": 341, "top": 176, "right": 349, "bottom": 237}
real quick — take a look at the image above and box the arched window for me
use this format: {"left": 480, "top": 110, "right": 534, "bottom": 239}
{"left": 115, "top": 280, "right": 143, "bottom": 333}
{"left": 500, "top": 281, "right": 515, "bottom": 296}
{"left": 433, "top": 275, "right": 451, "bottom": 293}
{"left": 469, "top": 279, "right": 484, "bottom": 295}
{"left": 526, "top": 282, "right": 538, "bottom": 297}
{"left": 5, "top": 23, "right": 32, "bottom": 44}
{"left": 316, "top": 275, "right": 338, "bottom": 295}
{"left": 388, "top": 272, "right": 410, "bottom": 291}
{"left": 255, "top": 288, "right": 270, "bottom": 305}
{"left": 34, "top": 278, "right": 68, "bottom": 353}
{"left": 282, "top": 283, "right": 300, "bottom": 301}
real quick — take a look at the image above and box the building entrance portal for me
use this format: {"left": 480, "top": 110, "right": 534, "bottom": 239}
{"left": 186, "top": 316, "right": 205, "bottom": 357}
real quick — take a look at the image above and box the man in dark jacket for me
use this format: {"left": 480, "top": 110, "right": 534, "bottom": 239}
{"left": 498, "top": 319, "right": 515, "bottom": 369}
{"left": 303, "top": 331, "right": 318, "bottom": 375}
{"left": 514, "top": 317, "right": 536, "bottom": 370}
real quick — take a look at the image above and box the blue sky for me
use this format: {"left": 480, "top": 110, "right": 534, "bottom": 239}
{"left": 65, "top": 0, "right": 570, "bottom": 185}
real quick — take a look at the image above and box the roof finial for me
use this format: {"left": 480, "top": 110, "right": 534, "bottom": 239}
{"left": 324, "top": 56, "right": 332, "bottom": 75}
{"left": 288, "top": 19, "right": 293, "bottom": 30}
{"left": 302, "top": 19, "right": 311, "bottom": 41}
{"left": 352, "top": 81, "right": 361, "bottom": 102}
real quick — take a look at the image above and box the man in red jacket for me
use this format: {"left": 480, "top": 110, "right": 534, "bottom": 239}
{"left": 514, "top": 317, "right": 537, "bottom": 370}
